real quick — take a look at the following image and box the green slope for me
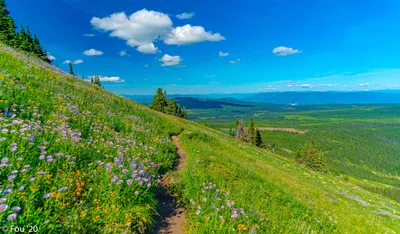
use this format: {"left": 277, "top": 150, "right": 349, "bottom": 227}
{"left": 0, "top": 43, "right": 399, "bottom": 233}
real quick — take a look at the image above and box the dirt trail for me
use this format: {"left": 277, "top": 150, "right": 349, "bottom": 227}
{"left": 150, "top": 136, "right": 187, "bottom": 234}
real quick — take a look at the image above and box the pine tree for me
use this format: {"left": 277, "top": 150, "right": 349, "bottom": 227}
{"left": 166, "top": 99, "right": 178, "bottom": 115}
{"left": 25, "top": 26, "right": 34, "bottom": 52}
{"left": 32, "top": 34, "right": 45, "bottom": 59}
{"left": 150, "top": 88, "right": 168, "bottom": 112}
{"left": 248, "top": 118, "right": 256, "bottom": 144}
{"left": 69, "top": 62, "right": 75, "bottom": 76}
{"left": 17, "top": 25, "right": 30, "bottom": 51}
{"left": 254, "top": 129, "right": 263, "bottom": 147}
{"left": 0, "top": 0, "right": 16, "bottom": 45}
{"left": 295, "top": 137, "right": 326, "bottom": 172}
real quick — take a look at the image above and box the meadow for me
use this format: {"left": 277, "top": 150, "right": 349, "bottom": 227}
{"left": 1, "top": 42, "right": 400, "bottom": 233}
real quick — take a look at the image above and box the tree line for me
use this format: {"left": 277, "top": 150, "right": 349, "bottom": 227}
{"left": 0, "top": 0, "right": 50, "bottom": 62}
{"left": 150, "top": 88, "right": 188, "bottom": 119}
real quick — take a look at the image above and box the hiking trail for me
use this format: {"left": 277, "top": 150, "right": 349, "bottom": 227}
{"left": 151, "top": 136, "right": 187, "bottom": 234}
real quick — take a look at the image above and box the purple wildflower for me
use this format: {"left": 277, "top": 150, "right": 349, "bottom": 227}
{"left": 11, "top": 206, "right": 21, "bottom": 212}
{"left": 4, "top": 188, "right": 12, "bottom": 195}
{"left": 7, "top": 213, "right": 17, "bottom": 221}
{"left": 0, "top": 204, "right": 8, "bottom": 212}
{"left": 43, "top": 193, "right": 51, "bottom": 199}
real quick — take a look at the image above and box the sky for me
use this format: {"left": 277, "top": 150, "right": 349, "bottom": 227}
{"left": 7, "top": 0, "right": 400, "bottom": 94}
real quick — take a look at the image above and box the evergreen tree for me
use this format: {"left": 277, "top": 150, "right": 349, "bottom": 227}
{"left": 150, "top": 88, "right": 168, "bottom": 112}
{"left": 254, "top": 129, "right": 263, "bottom": 147}
{"left": 295, "top": 137, "right": 326, "bottom": 171}
{"left": 248, "top": 118, "right": 256, "bottom": 144}
{"left": 166, "top": 99, "right": 178, "bottom": 115}
{"left": 17, "top": 25, "right": 30, "bottom": 51}
{"left": 68, "top": 62, "right": 75, "bottom": 76}
{"left": 32, "top": 34, "right": 46, "bottom": 60}
{"left": 25, "top": 26, "right": 34, "bottom": 52}
{"left": 0, "top": 0, "right": 16, "bottom": 45}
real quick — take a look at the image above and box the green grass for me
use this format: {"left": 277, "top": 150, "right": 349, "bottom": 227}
{"left": 0, "top": 44, "right": 182, "bottom": 233}
{"left": 1, "top": 42, "right": 400, "bottom": 233}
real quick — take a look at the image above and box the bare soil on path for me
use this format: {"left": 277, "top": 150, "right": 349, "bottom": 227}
{"left": 150, "top": 136, "right": 187, "bottom": 234}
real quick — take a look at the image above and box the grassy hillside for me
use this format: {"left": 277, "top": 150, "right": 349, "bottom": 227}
{"left": 0, "top": 44, "right": 183, "bottom": 233}
{"left": 1, "top": 43, "right": 400, "bottom": 233}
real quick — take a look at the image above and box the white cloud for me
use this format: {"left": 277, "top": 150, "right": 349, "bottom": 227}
{"left": 229, "top": 59, "right": 241, "bottom": 64}
{"left": 63, "top": 59, "right": 83, "bottom": 64}
{"left": 272, "top": 46, "right": 301, "bottom": 56}
{"left": 46, "top": 53, "right": 56, "bottom": 61}
{"left": 136, "top": 43, "right": 158, "bottom": 54}
{"left": 219, "top": 51, "right": 229, "bottom": 57}
{"left": 83, "top": 48, "right": 104, "bottom": 56}
{"left": 359, "top": 83, "right": 370, "bottom": 87}
{"left": 319, "top": 84, "right": 339, "bottom": 87}
{"left": 163, "top": 24, "right": 225, "bottom": 45}
{"left": 159, "top": 54, "right": 182, "bottom": 67}
{"left": 120, "top": 50, "right": 127, "bottom": 56}
{"left": 73, "top": 59, "right": 83, "bottom": 64}
{"left": 144, "top": 64, "right": 149, "bottom": 68}
{"left": 91, "top": 9, "right": 172, "bottom": 53}
{"left": 83, "top": 33, "right": 96, "bottom": 37}
{"left": 260, "top": 85, "right": 277, "bottom": 90}
{"left": 89, "top": 75, "right": 125, "bottom": 83}
{"left": 300, "top": 84, "right": 313, "bottom": 88}
{"left": 176, "top": 12, "right": 195, "bottom": 20}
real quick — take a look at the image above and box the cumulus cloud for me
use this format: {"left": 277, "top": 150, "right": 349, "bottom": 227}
{"left": 83, "top": 48, "right": 104, "bottom": 56}
{"left": 83, "top": 33, "right": 96, "bottom": 37}
{"left": 89, "top": 75, "right": 125, "bottom": 83}
{"left": 63, "top": 60, "right": 72, "bottom": 64}
{"left": 219, "top": 51, "right": 229, "bottom": 57}
{"left": 176, "top": 12, "right": 195, "bottom": 20}
{"left": 120, "top": 50, "right": 127, "bottom": 56}
{"left": 91, "top": 9, "right": 224, "bottom": 52}
{"left": 159, "top": 54, "right": 182, "bottom": 66}
{"left": 136, "top": 43, "right": 158, "bottom": 54}
{"left": 359, "top": 83, "right": 369, "bottom": 87}
{"left": 229, "top": 59, "right": 241, "bottom": 64}
{"left": 164, "top": 24, "right": 225, "bottom": 45}
{"left": 46, "top": 53, "right": 56, "bottom": 61}
{"left": 91, "top": 9, "right": 172, "bottom": 53}
{"left": 272, "top": 46, "right": 301, "bottom": 56}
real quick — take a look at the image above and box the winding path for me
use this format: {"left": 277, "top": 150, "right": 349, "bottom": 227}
{"left": 151, "top": 136, "right": 187, "bottom": 234}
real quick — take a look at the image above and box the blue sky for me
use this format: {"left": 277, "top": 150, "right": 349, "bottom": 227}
{"left": 7, "top": 0, "right": 400, "bottom": 94}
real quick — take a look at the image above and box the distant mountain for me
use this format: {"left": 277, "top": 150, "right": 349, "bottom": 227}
{"left": 174, "top": 97, "right": 253, "bottom": 109}
{"left": 125, "top": 91, "right": 400, "bottom": 106}
{"left": 244, "top": 91, "right": 400, "bottom": 105}
{"left": 124, "top": 93, "right": 255, "bottom": 105}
